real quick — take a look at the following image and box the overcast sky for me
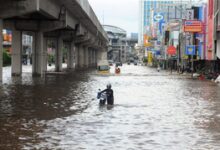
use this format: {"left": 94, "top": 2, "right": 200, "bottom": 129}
{"left": 88, "top": 0, "right": 139, "bottom": 36}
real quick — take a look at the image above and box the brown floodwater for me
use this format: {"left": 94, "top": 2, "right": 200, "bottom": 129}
{"left": 0, "top": 65, "right": 220, "bottom": 149}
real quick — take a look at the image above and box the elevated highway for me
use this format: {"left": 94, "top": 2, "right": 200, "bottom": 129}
{"left": 0, "top": 0, "right": 108, "bottom": 81}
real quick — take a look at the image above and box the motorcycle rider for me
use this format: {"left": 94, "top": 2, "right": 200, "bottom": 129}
{"left": 99, "top": 84, "right": 114, "bottom": 105}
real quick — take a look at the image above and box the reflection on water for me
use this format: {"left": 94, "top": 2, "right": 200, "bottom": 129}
{"left": 0, "top": 65, "right": 220, "bottom": 149}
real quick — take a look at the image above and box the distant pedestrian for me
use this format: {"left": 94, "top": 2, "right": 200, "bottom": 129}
{"left": 115, "top": 66, "right": 120, "bottom": 74}
{"left": 157, "top": 64, "right": 160, "bottom": 72}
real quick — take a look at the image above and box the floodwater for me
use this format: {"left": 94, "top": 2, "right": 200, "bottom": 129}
{"left": 0, "top": 65, "right": 220, "bottom": 150}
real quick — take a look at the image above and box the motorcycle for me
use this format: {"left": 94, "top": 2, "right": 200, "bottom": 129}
{"left": 97, "top": 89, "right": 107, "bottom": 105}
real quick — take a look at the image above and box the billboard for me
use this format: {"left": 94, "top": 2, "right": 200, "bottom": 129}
{"left": 184, "top": 20, "right": 202, "bottom": 32}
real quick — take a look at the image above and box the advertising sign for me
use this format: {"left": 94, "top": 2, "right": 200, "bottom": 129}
{"left": 186, "top": 9, "right": 194, "bottom": 20}
{"left": 154, "top": 13, "right": 164, "bottom": 22}
{"left": 156, "top": 50, "right": 161, "bottom": 56}
{"left": 144, "top": 35, "right": 152, "bottom": 47}
{"left": 184, "top": 20, "right": 202, "bottom": 32}
{"left": 167, "top": 46, "right": 176, "bottom": 55}
{"left": 186, "top": 45, "right": 196, "bottom": 55}
{"left": 148, "top": 51, "right": 153, "bottom": 65}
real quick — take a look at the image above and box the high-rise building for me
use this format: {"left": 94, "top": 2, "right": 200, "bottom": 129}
{"left": 139, "top": 0, "right": 172, "bottom": 45}
{"left": 138, "top": 0, "right": 191, "bottom": 45}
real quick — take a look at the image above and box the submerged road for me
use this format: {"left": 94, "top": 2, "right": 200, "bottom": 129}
{"left": 0, "top": 65, "right": 220, "bottom": 149}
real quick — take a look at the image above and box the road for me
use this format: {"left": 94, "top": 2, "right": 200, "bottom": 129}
{"left": 0, "top": 65, "right": 220, "bottom": 149}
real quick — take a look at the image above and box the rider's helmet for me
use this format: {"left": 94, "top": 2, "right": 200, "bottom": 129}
{"left": 107, "top": 84, "right": 111, "bottom": 89}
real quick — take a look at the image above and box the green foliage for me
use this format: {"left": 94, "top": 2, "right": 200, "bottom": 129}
{"left": 3, "top": 49, "right": 11, "bottom": 66}
{"left": 48, "top": 54, "right": 54, "bottom": 64}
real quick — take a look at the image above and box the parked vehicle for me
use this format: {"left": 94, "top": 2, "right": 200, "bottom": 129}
{"left": 97, "top": 60, "right": 110, "bottom": 74}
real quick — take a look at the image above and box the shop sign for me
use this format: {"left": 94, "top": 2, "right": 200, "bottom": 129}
{"left": 144, "top": 35, "right": 152, "bottom": 47}
{"left": 154, "top": 13, "right": 164, "bottom": 22}
{"left": 186, "top": 45, "right": 196, "bottom": 55}
{"left": 184, "top": 20, "right": 202, "bottom": 32}
{"left": 167, "top": 46, "right": 176, "bottom": 55}
{"left": 148, "top": 51, "right": 153, "bottom": 65}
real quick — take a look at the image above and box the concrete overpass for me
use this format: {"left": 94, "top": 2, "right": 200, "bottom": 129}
{"left": 0, "top": 0, "right": 108, "bottom": 82}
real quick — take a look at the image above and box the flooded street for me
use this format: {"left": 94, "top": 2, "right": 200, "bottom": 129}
{"left": 1, "top": 65, "right": 220, "bottom": 149}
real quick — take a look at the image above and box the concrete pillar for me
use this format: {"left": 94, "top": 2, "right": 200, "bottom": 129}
{"left": 0, "top": 20, "right": 3, "bottom": 82}
{"left": 55, "top": 37, "right": 63, "bottom": 72}
{"left": 90, "top": 49, "right": 94, "bottom": 67}
{"left": 88, "top": 49, "right": 91, "bottom": 67}
{"left": 32, "top": 34, "right": 35, "bottom": 72}
{"left": 98, "top": 49, "right": 107, "bottom": 60}
{"left": 78, "top": 45, "right": 85, "bottom": 68}
{"left": 11, "top": 30, "right": 22, "bottom": 76}
{"left": 66, "top": 43, "right": 70, "bottom": 69}
{"left": 74, "top": 45, "right": 79, "bottom": 69}
{"left": 84, "top": 47, "right": 89, "bottom": 68}
{"left": 97, "top": 51, "right": 102, "bottom": 62}
{"left": 94, "top": 50, "right": 97, "bottom": 66}
{"left": 92, "top": 50, "right": 96, "bottom": 67}
{"left": 67, "top": 42, "right": 74, "bottom": 69}
{"left": 32, "top": 32, "right": 47, "bottom": 76}
{"left": 43, "top": 38, "right": 48, "bottom": 73}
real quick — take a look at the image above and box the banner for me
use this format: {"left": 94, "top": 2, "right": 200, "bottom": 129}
{"left": 184, "top": 20, "right": 202, "bottom": 32}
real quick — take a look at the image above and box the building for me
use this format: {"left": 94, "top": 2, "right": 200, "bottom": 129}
{"left": 138, "top": 0, "right": 191, "bottom": 46}
{"left": 103, "top": 25, "right": 128, "bottom": 63}
{"left": 138, "top": 0, "right": 193, "bottom": 67}
{"left": 127, "top": 33, "right": 139, "bottom": 61}
{"left": 139, "top": 0, "right": 173, "bottom": 45}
